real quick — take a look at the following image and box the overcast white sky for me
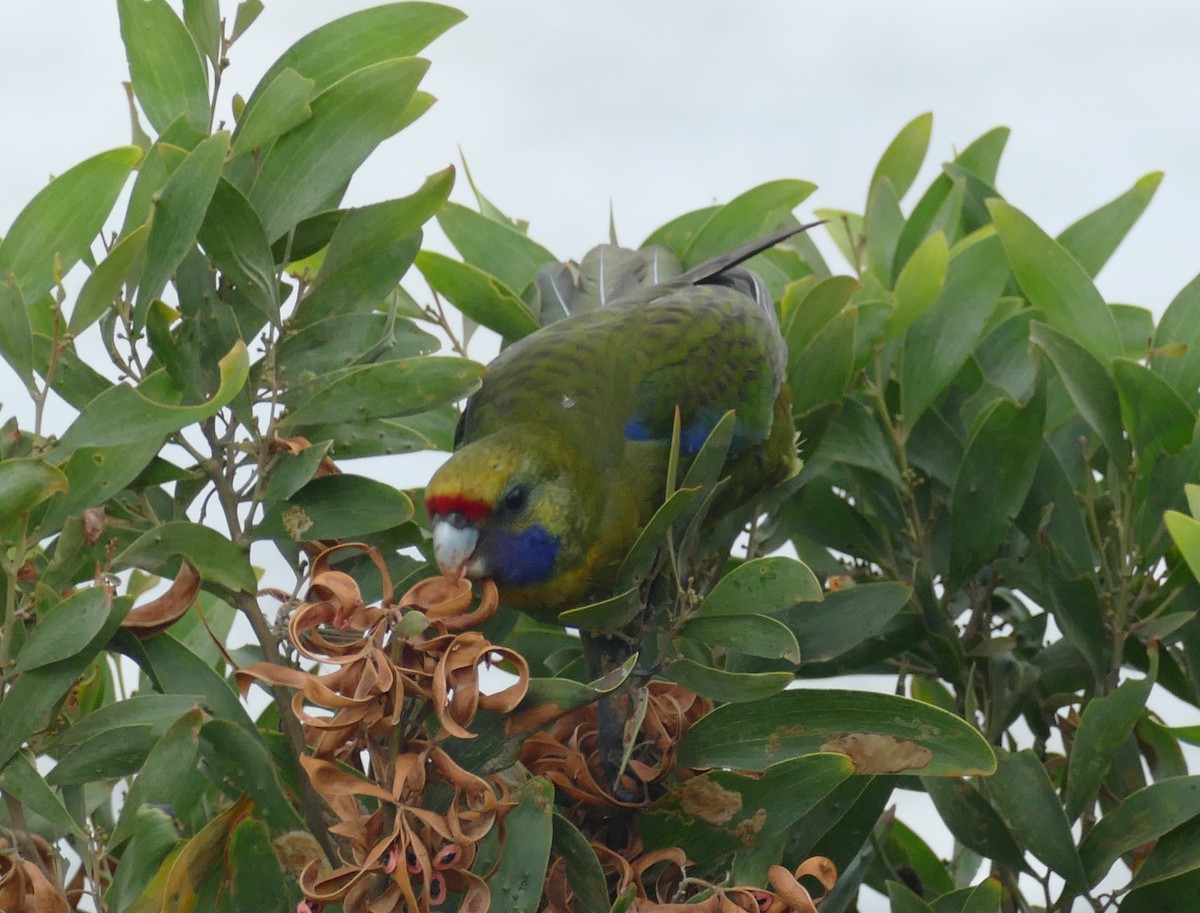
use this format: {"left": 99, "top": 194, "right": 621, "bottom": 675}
{"left": 3, "top": 4, "right": 1198, "bottom": 908}
{"left": 3, "top": 1, "right": 1199, "bottom": 313}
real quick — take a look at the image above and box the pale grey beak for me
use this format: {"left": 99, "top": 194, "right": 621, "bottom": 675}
{"left": 432, "top": 517, "right": 484, "bottom": 579}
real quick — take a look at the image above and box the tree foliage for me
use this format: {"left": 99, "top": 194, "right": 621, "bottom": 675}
{"left": 2, "top": 5, "right": 1200, "bottom": 913}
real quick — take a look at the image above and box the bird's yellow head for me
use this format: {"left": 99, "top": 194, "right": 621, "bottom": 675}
{"left": 424, "top": 425, "right": 600, "bottom": 602}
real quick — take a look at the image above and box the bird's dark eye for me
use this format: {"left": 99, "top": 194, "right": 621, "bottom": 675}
{"left": 502, "top": 485, "right": 529, "bottom": 513}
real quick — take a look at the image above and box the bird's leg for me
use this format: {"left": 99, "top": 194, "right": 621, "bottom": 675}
{"left": 580, "top": 631, "right": 641, "bottom": 809}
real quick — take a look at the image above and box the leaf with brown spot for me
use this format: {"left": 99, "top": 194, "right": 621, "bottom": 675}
{"left": 678, "top": 688, "right": 996, "bottom": 776}
{"left": 819, "top": 732, "right": 934, "bottom": 774}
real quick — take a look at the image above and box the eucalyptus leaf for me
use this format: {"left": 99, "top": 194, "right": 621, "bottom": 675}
{"left": 680, "top": 689, "right": 996, "bottom": 776}
{"left": 0, "top": 146, "right": 141, "bottom": 304}
{"left": 256, "top": 474, "right": 414, "bottom": 541}
{"left": 56, "top": 341, "right": 248, "bottom": 452}
{"left": 118, "top": 0, "right": 210, "bottom": 133}
{"left": 415, "top": 250, "right": 540, "bottom": 340}
{"left": 249, "top": 58, "right": 430, "bottom": 241}
{"left": 989, "top": 199, "right": 1123, "bottom": 362}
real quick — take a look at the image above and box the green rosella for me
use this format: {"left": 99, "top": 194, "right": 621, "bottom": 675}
{"left": 424, "top": 226, "right": 810, "bottom": 620}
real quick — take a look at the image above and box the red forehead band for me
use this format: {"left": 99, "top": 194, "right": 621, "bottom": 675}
{"left": 425, "top": 493, "right": 491, "bottom": 524}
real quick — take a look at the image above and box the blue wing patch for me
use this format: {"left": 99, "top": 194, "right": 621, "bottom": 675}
{"left": 625, "top": 410, "right": 757, "bottom": 458}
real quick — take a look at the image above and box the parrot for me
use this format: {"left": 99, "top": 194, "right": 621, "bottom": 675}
{"left": 424, "top": 225, "right": 813, "bottom": 621}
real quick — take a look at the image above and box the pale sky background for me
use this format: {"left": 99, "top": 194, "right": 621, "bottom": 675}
{"left": 3, "top": 2, "right": 1200, "bottom": 910}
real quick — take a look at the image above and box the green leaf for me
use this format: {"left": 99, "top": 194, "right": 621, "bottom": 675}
{"left": 226, "top": 817, "right": 299, "bottom": 913}
{"left": 641, "top": 754, "right": 854, "bottom": 867}
{"left": 256, "top": 474, "right": 414, "bottom": 541}
{"left": 1130, "top": 814, "right": 1200, "bottom": 890}
{"left": 0, "top": 597, "right": 132, "bottom": 771}
{"left": 949, "top": 384, "right": 1046, "bottom": 584}
{"left": 57, "top": 341, "right": 248, "bottom": 451}
{"left": 196, "top": 178, "right": 279, "bottom": 324}
{"left": 278, "top": 313, "right": 438, "bottom": 379}
{"left": 38, "top": 437, "right": 163, "bottom": 533}
{"left": 680, "top": 614, "right": 801, "bottom": 662}
{"left": 0, "top": 752, "right": 86, "bottom": 840}
{"left": 135, "top": 130, "right": 230, "bottom": 321}
{"left": 804, "top": 395, "right": 903, "bottom": 487}
{"left": 438, "top": 201, "right": 556, "bottom": 295}
{"left": 415, "top": 250, "right": 540, "bottom": 340}
{"left": 281, "top": 357, "right": 482, "bottom": 429}
{"left": 956, "top": 879, "right": 1003, "bottom": 913}
{"left": 103, "top": 805, "right": 183, "bottom": 912}
{"left": 789, "top": 305, "right": 857, "bottom": 416}
{"left": 679, "top": 689, "right": 996, "bottom": 776}
{"left": 249, "top": 58, "right": 430, "bottom": 241}
{"left": 116, "top": 520, "right": 257, "bottom": 595}
{"left": 120, "top": 142, "right": 187, "bottom": 238}
{"left": 1029, "top": 321, "right": 1130, "bottom": 471}
{"left": 199, "top": 720, "right": 305, "bottom": 833}
{"left": 230, "top": 68, "right": 315, "bottom": 157}
{"left": 556, "top": 586, "right": 643, "bottom": 630}
{"left": 901, "top": 231, "right": 1010, "bottom": 426}
{"left": 886, "top": 231, "right": 948, "bottom": 338}
{"left": 700, "top": 556, "right": 822, "bottom": 617}
{"left": 118, "top": 0, "right": 210, "bottom": 133}
{"left": 240, "top": 2, "right": 463, "bottom": 125}
{"left": 0, "top": 146, "right": 141, "bottom": 303}
{"left": 1122, "top": 869, "right": 1200, "bottom": 912}
{"left": 864, "top": 177, "right": 905, "bottom": 279}
{"left": 230, "top": 0, "right": 264, "bottom": 41}
{"left": 1113, "top": 357, "right": 1196, "bottom": 459}
{"left": 49, "top": 725, "right": 160, "bottom": 785}
{"left": 784, "top": 582, "right": 912, "bottom": 664}
{"left": 116, "top": 631, "right": 257, "bottom": 735}
{"left": 1057, "top": 171, "right": 1163, "bottom": 278}
{"left": 666, "top": 658, "right": 794, "bottom": 703}
{"left": 1167, "top": 510, "right": 1200, "bottom": 584}
{"left": 815, "top": 208, "right": 864, "bottom": 271}
{"left": 551, "top": 812, "right": 609, "bottom": 913}
{"left": 307, "top": 409, "right": 454, "bottom": 459}
{"left": 682, "top": 179, "right": 817, "bottom": 268}
{"left": 893, "top": 176, "right": 966, "bottom": 284}
{"left": 1112, "top": 303, "right": 1155, "bottom": 357}
{"left": 182, "top": 0, "right": 221, "bottom": 65}
{"left": 612, "top": 487, "right": 698, "bottom": 589}
{"left": 0, "top": 458, "right": 68, "bottom": 525}
{"left": 1080, "top": 776, "right": 1200, "bottom": 886}
{"left": 485, "top": 777, "right": 554, "bottom": 913}
{"left": 986, "top": 749, "right": 1087, "bottom": 888}
{"left": 922, "top": 776, "right": 1030, "bottom": 873}
{"left": 641, "top": 205, "right": 719, "bottom": 254}
{"left": 988, "top": 199, "right": 1123, "bottom": 362}
{"left": 110, "top": 708, "right": 208, "bottom": 848}
{"left": 0, "top": 275, "right": 34, "bottom": 385}
{"left": 1041, "top": 561, "right": 1109, "bottom": 689}
{"left": 261, "top": 442, "right": 331, "bottom": 506}
{"left": 1152, "top": 273, "right": 1200, "bottom": 407}
{"left": 872, "top": 112, "right": 932, "bottom": 203}
{"left": 295, "top": 167, "right": 454, "bottom": 326}
{"left": 14, "top": 588, "right": 114, "bottom": 673}
{"left": 55, "top": 694, "right": 209, "bottom": 752}
{"left": 71, "top": 222, "right": 150, "bottom": 334}
{"left": 513, "top": 655, "right": 636, "bottom": 723}
{"left": 1065, "top": 671, "right": 1154, "bottom": 820}
{"left": 875, "top": 818, "right": 955, "bottom": 899}
{"left": 887, "top": 881, "right": 936, "bottom": 913}
{"left": 781, "top": 275, "right": 857, "bottom": 357}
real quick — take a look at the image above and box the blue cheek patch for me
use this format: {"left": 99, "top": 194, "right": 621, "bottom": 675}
{"left": 491, "top": 524, "right": 561, "bottom": 587}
